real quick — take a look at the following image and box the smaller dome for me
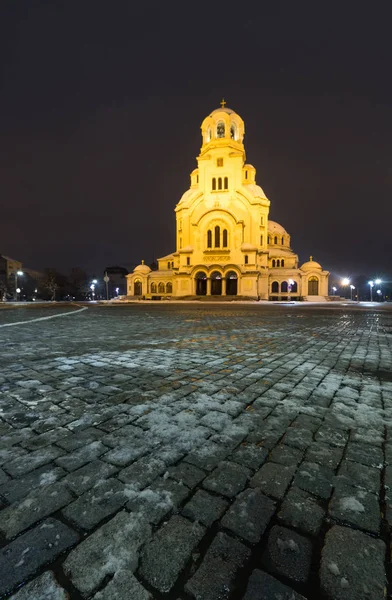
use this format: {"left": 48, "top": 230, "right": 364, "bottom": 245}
{"left": 134, "top": 260, "right": 151, "bottom": 274}
{"left": 301, "top": 256, "right": 322, "bottom": 271}
{"left": 209, "top": 107, "right": 236, "bottom": 117}
{"left": 268, "top": 221, "right": 288, "bottom": 235}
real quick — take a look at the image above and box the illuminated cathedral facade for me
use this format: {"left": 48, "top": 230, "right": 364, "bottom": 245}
{"left": 126, "top": 103, "right": 329, "bottom": 300}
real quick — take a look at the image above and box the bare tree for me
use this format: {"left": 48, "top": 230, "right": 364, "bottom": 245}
{"left": 45, "top": 275, "right": 58, "bottom": 301}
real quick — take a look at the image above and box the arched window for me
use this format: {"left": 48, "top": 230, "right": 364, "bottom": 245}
{"left": 281, "top": 259, "right": 285, "bottom": 267}
{"left": 230, "top": 124, "right": 237, "bottom": 140}
{"left": 179, "top": 238, "right": 182, "bottom": 249}
{"left": 171, "top": 262, "right": 174, "bottom": 269}
{"left": 134, "top": 281, "right": 142, "bottom": 296}
{"left": 277, "top": 260, "right": 280, "bottom": 267}
{"left": 244, "top": 255, "right": 249, "bottom": 264}
{"left": 274, "top": 236, "right": 278, "bottom": 244}
{"left": 260, "top": 235, "right": 263, "bottom": 245}
{"left": 260, "top": 216, "right": 264, "bottom": 225}
{"left": 206, "top": 127, "right": 211, "bottom": 142}
{"left": 217, "top": 122, "right": 225, "bottom": 138}
{"left": 272, "top": 259, "right": 276, "bottom": 267}
{"left": 214, "top": 226, "right": 220, "bottom": 248}
{"left": 222, "top": 229, "right": 228, "bottom": 247}
{"left": 167, "top": 261, "right": 170, "bottom": 269}
{"left": 281, "top": 236, "right": 284, "bottom": 245}
{"left": 290, "top": 281, "right": 298, "bottom": 293}
{"left": 268, "top": 236, "right": 271, "bottom": 244}
{"left": 151, "top": 283, "right": 157, "bottom": 293}
{"left": 218, "top": 177, "right": 222, "bottom": 190}
{"left": 158, "top": 282, "right": 165, "bottom": 293}
{"left": 308, "top": 277, "right": 319, "bottom": 295}
{"left": 245, "top": 170, "right": 248, "bottom": 179}
{"left": 186, "top": 257, "right": 190, "bottom": 266}
{"left": 212, "top": 178, "right": 216, "bottom": 190}
{"left": 166, "top": 282, "right": 172, "bottom": 293}
{"left": 271, "top": 281, "right": 279, "bottom": 293}
{"left": 207, "top": 229, "right": 212, "bottom": 248}
{"left": 281, "top": 281, "right": 288, "bottom": 293}
{"left": 224, "top": 177, "right": 228, "bottom": 189}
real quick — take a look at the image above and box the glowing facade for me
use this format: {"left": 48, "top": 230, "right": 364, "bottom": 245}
{"left": 127, "top": 104, "right": 329, "bottom": 300}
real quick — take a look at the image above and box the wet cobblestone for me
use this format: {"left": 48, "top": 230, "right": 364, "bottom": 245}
{"left": 0, "top": 301, "right": 391, "bottom": 599}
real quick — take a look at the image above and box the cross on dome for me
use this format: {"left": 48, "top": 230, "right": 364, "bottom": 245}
{"left": 220, "top": 98, "right": 226, "bottom": 108}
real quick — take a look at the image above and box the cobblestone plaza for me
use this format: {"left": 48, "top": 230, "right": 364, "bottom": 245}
{"left": 0, "top": 302, "right": 391, "bottom": 599}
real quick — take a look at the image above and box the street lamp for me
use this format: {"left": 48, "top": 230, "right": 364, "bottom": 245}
{"left": 14, "top": 270, "right": 24, "bottom": 301}
{"left": 350, "top": 284, "right": 355, "bottom": 301}
{"left": 288, "top": 279, "right": 294, "bottom": 302}
{"left": 90, "top": 284, "right": 95, "bottom": 301}
{"left": 341, "top": 278, "right": 350, "bottom": 299}
{"left": 368, "top": 280, "right": 374, "bottom": 302}
{"left": 332, "top": 286, "right": 337, "bottom": 295}
{"left": 115, "top": 287, "right": 120, "bottom": 297}
{"left": 375, "top": 279, "right": 382, "bottom": 302}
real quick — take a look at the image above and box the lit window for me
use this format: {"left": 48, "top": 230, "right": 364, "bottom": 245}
{"left": 224, "top": 177, "right": 228, "bottom": 189}
{"left": 217, "top": 122, "right": 225, "bottom": 138}
{"left": 230, "top": 124, "right": 237, "bottom": 140}
{"left": 212, "top": 178, "right": 216, "bottom": 190}
{"left": 158, "top": 282, "right": 165, "bottom": 293}
{"left": 217, "top": 158, "right": 223, "bottom": 167}
{"left": 223, "top": 229, "right": 228, "bottom": 247}
{"left": 151, "top": 283, "right": 157, "bottom": 293}
{"left": 206, "top": 127, "right": 212, "bottom": 142}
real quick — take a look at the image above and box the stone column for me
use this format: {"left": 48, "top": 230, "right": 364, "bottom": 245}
{"left": 222, "top": 278, "right": 226, "bottom": 296}
{"left": 206, "top": 278, "right": 211, "bottom": 296}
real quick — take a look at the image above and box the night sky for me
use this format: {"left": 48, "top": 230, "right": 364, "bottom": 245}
{"left": 1, "top": 2, "right": 391, "bottom": 280}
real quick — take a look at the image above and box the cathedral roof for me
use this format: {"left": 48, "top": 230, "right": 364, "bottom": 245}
{"left": 301, "top": 257, "right": 322, "bottom": 271}
{"left": 268, "top": 221, "right": 288, "bottom": 235}
{"left": 133, "top": 260, "right": 151, "bottom": 274}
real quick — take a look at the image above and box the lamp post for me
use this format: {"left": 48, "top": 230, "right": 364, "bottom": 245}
{"left": 375, "top": 279, "right": 382, "bottom": 302}
{"left": 341, "top": 278, "right": 350, "bottom": 299}
{"left": 350, "top": 284, "right": 355, "bottom": 301}
{"left": 332, "top": 286, "right": 337, "bottom": 295}
{"left": 90, "top": 279, "right": 97, "bottom": 301}
{"left": 288, "top": 279, "right": 294, "bottom": 302}
{"left": 368, "top": 280, "right": 374, "bottom": 302}
{"left": 14, "top": 270, "right": 24, "bottom": 301}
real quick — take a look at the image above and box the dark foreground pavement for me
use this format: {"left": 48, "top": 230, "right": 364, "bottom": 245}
{"left": 0, "top": 302, "right": 391, "bottom": 600}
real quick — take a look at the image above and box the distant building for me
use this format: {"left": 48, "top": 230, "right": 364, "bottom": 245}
{"left": 126, "top": 104, "right": 329, "bottom": 300}
{"left": 104, "top": 266, "right": 128, "bottom": 297}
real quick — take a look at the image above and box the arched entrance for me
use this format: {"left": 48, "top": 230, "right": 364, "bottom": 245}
{"left": 134, "top": 280, "right": 142, "bottom": 296}
{"left": 211, "top": 271, "right": 222, "bottom": 295}
{"left": 308, "top": 276, "right": 319, "bottom": 295}
{"left": 226, "top": 271, "right": 238, "bottom": 295}
{"left": 195, "top": 271, "right": 207, "bottom": 295}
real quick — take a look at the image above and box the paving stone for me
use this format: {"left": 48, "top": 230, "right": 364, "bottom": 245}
{"left": 63, "top": 511, "right": 151, "bottom": 596}
{"left": 250, "top": 462, "right": 296, "bottom": 500}
{"left": 139, "top": 515, "right": 205, "bottom": 593}
{"left": 305, "top": 442, "right": 344, "bottom": 469}
{"left": 148, "top": 476, "right": 190, "bottom": 506}
{"left": 182, "top": 489, "right": 229, "bottom": 526}
{"left": 0, "top": 481, "right": 74, "bottom": 539}
{"left": 102, "top": 440, "right": 151, "bottom": 466}
{"left": 55, "top": 440, "right": 108, "bottom": 471}
{"left": 282, "top": 427, "right": 313, "bottom": 450}
{"left": 278, "top": 485, "right": 325, "bottom": 536}
{"left": 221, "top": 488, "right": 276, "bottom": 543}
{"left": 62, "top": 478, "right": 128, "bottom": 529}
{"left": 294, "top": 461, "right": 334, "bottom": 500}
{"left": 63, "top": 459, "right": 117, "bottom": 495}
{"left": 185, "top": 531, "right": 251, "bottom": 600}
{"left": 329, "top": 483, "right": 381, "bottom": 534}
{"left": 320, "top": 525, "right": 386, "bottom": 600}
{"left": 8, "top": 571, "right": 68, "bottom": 600}
{"left": 262, "top": 525, "right": 312, "bottom": 583}
{"left": 92, "top": 571, "right": 152, "bottom": 600}
{"left": 0, "top": 518, "right": 79, "bottom": 596}
{"left": 315, "top": 426, "right": 349, "bottom": 447}
{"left": 346, "top": 442, "right": 384, "bottom": 468}
{"left": 126, "top": 486, "right": 174, "bottom": 524}
{"left": 335, "top": 459, "right": 380, "bottom": 493}
{"left": 3, "top": 445, "right": 64, "bottom": 477}
{"left": 230, "top": 443, "right": 268, "bottom": 470}
{"left": 0, "top": 464, "right": 66, "bottom": 503}
{"left": 20, "top": 427, "right": 70, "bottom": 450}
{"left": 0, "top": 445, "right": 29, "bottom": 466}
{"left": 184, "top": 441, "right": 232, "bottom": 471}
{"left": 202, "top": 461, "right": 251, "bottom": 498}
{"left": 118, "top": 455, "right": 166, "bottom": 488}
{"left": 269, "top": 444, "right": 304, "bottom": 467}
{"left": 55, "top": 427, "right": 104, "bottom": 451}
{"left": 168, "top": 462, "right": 206, "bottom": 488}
{"left": 0, "top": 467, "right": 9, "bottom": 484}
{"left": 243, "top": 569, "right": 307, "bottom": 600}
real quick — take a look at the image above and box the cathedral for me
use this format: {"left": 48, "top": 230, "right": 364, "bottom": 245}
{"left": 126, "top": 103, "right": 329, "bottom": 300}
